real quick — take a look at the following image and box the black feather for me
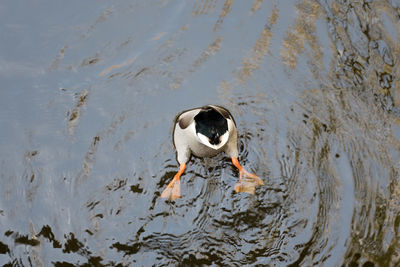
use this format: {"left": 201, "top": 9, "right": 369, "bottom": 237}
{"left": 194, "top": 107, "right": 228, "bottom": 145}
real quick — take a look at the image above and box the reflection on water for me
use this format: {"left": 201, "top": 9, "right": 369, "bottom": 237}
{"left": 0, "top": 0, "right": 399, "bottom": 266}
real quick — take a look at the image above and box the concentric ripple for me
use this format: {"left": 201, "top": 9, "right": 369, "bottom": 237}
{"left": 0, "top": 0, "right": 399, "bottom": 266}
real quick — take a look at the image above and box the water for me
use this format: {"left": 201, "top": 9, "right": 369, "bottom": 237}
{"left": 0, "top": 0, "right": 399, "bottom": 266}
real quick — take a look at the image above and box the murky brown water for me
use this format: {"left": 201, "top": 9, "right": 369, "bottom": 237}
{"left": 1, "top": 0, "right": 399, "bottom": 266}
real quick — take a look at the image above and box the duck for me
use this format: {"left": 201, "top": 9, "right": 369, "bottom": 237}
{"left": 161, "top": 105, "right": 263, "bottom": 200}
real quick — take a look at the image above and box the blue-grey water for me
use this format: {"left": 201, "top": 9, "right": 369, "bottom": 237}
{"left": 0, "top": 0, "right": 399, "bottom": 266}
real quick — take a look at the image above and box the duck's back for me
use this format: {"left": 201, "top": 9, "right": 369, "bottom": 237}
{"left": 173, "top": 106, "right": 238, "bottom": 163}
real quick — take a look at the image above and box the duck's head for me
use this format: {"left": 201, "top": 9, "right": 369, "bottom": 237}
{"left": 194, "top": 107, "right": 230, "bottom": 150}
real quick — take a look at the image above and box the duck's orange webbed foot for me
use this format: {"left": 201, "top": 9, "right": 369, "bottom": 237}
{"left": 161, "top": 163, "right": 186, "bottom": 200}
{"left": 231, "top": 158, "right": 263, "bottom": 194}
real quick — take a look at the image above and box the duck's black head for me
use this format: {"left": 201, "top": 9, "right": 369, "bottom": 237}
{"left": 194, "top": 107, "right": 228, "bottom": 146}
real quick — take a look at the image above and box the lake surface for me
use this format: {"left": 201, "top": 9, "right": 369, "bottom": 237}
{"left": 0, "top": 0, "right": 399, "bottom": 266}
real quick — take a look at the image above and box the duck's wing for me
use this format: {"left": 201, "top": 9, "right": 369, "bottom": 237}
{"left": 176, "top": 108, "right": 202, "bottom": 129}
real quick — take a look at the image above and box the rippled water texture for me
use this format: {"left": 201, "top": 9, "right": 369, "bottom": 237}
{"left": 1, "top": 0, "right": 400, "bottom": 266}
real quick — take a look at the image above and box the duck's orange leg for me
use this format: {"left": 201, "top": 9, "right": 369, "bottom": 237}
{"left": 161, "top": 163, "right": 186, "bottom": 200}
{"left": 231, "top": 158, "right": 263, "bottom": 194}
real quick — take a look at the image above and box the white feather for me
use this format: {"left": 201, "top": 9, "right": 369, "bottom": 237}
{"left": 227, "top": 118, "right": 233, "bottom": 132}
